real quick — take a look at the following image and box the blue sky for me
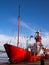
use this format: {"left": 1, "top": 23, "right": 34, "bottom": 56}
{"left": 0, "top": 0, "right": 49, "bottom": 37}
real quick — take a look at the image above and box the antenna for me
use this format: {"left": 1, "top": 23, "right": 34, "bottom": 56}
{"left": 17, "top": 2, "right": 20, "bottom": 47}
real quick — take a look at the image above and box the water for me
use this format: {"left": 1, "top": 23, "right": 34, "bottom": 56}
{"left": 0, "top": 52, "right": 9, "bottom": 63}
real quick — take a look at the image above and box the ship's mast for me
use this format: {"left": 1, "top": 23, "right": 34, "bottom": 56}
{"left": 17, "top": 4, "right": 20, "bottom": 47}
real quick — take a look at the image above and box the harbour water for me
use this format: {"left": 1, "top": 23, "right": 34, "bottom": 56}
{"left": 0, "top": 52, "right": 9, "bottom": 63}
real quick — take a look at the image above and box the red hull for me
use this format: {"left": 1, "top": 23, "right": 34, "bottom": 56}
{"left": 4, "top": 44, "right": 42, "bottom": 63}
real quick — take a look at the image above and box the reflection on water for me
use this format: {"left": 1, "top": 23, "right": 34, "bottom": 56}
{"left": 0, "top": 52, "right": 9, "bottom": 62}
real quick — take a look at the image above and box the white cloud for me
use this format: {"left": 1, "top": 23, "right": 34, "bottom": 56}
{"left": 42, "top": 32, "right": 49, "bottom": 48}
{"left": 0, "top": 34, "right": 35, "bottom": 50}
{"left": 0, "top": 34, "right": 14, "bottom": 50}
{"left": 21, "top": 21, "right": 35, "bottom": 32}
{"left": 0, "top": 31, "right": 49, "bottom": 50}
{"left": 0, "top": 34, "right": 27, "bottom": 50}
{"left": 9, "top": 18, "right": 35, "bottom": 33}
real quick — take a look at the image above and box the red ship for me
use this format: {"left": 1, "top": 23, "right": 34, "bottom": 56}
{"left": 4, "top": 30, "right": 46, "bottom": 63}
{"left": 4, "top": 4, "right": 49, "bottom": 63}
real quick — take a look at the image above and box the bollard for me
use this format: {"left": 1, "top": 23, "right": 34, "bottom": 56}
{"left": 40, "top": 57, "right": 44, "bottom": 65}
